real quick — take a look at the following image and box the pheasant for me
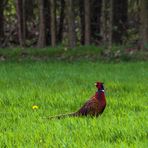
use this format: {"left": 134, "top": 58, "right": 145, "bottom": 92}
{"left": 47, "top": 82, "right": 106, "bottom": 119}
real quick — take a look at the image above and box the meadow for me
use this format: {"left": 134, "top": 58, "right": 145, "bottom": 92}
{"left": 0, "top": 61, "right": 147, "bottom": 147}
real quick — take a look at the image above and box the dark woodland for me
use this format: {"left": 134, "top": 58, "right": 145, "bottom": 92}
{"left": 0, "top": 0, "right": 148, "bottom": 52}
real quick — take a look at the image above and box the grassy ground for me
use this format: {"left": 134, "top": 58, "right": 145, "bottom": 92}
{"left": 0, "top": 45, "right": 148, "bottom": 61}
{"left": 0, "top": 61, "right": 147, "bottom": 147}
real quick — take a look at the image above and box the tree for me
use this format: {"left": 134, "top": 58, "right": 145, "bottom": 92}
{"left": 139, "top": 0, "right": 148, "bottom": 49}
{"left": 84, "top": 0, "right": 91, "bottom": 45}
{"left": 37, "top": 0, "right": 46, "bottom": 48}
{"left": 45, "top": 0, "right": 51, "bottom": 45}
{"left": 50, "top": 0, "right": 56, "bottom": 47}
{"left": 0, "top": 0, "right": 5, "bottom": 46}
{"left": 16, "top": 0, "right": 26, "bottom": 47}
{"left": 79, "top": 0, "right": 85, "bottom": 45}
{"left": 25, "top": 0, "right": 34, "bottom": 19}
{"left": 65, "top": 0, "right": 76, "bottom": 48}
{"left": 57, "top": 0, "right": 65, "bottom": 43}
{"left": 100, "top": 0, "right": 110, "bottom": 45}
{"left": 101, "top": 0, "right": 128, "bottom": 47}
{"left": 112, "top": 0, "right": 128, "bottom": 44}
{"left": 91, "top": 0, "right": 102, "bottom": 44}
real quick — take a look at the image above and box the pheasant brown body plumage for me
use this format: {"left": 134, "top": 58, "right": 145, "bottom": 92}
{"left": 48, "top": 82, "right": 106, "bottom": 119}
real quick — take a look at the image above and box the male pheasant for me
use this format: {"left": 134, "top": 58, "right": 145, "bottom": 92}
{"left": 47, "top": 82, "right": 106, "bottom": 119}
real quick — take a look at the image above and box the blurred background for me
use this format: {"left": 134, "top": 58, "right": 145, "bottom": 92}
{"left": 0, "top": 0, "right": 147, "bottom": 61}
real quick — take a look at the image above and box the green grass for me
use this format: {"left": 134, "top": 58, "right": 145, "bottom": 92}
{"left": 0, "top": 45, "right": 148, "bottom": 61}
{"left": 0, "top": 61, "right": 147, "bottom": 147}
{"left": 0, "top": 45, "right": 102, "bottom": 57}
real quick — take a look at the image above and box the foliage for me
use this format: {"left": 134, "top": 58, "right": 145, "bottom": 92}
{"left": 0, "top": 45, "right": 148, "bottom": 62}
{"left": 0, "top": 61, "right": 147, "bottom": 147}
{"left": 1, "top": 0, "right": 146, "bottom": 49}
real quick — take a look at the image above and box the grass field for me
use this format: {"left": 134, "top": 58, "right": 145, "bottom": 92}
{"left": 0, "top": 61, "right": 147, "bottom": 147}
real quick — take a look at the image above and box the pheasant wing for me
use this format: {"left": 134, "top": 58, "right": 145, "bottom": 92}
{"left": 76, "top": 98, "right": 99, "bottom": 116}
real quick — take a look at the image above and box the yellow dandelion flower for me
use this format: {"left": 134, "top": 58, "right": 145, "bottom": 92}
{"left": 32, "top": 105, "right": 39, "bottom": 110}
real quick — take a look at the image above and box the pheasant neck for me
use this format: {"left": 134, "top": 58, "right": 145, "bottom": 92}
{"left": 98, "top": 89, "right": 104, "bottom": 93}
{"left": 95, "top": 89, "right": 105, "bottom": 101}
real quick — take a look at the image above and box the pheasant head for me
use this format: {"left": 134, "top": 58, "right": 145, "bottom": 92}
{"left": 95, "top": 82, "right": 104, "bottom": 91}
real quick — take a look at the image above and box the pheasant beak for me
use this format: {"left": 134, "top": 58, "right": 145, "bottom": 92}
{"left": 94, "top": 83, "right": 97, "bottom": 86}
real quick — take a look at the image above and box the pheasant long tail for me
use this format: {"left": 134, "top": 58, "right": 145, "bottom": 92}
{"left": 46, "top": 112, "right": 77, "bottom": 119}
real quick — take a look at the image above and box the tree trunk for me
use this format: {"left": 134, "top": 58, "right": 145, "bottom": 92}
{"left": 101, "top": 0, "right": 109, "bottom": 45}
{"left": 22, "top": 0, "right": 26, "bottom": 41}
{"left": 57, "top": 0, "right": 65, "bottom": 43}
{"left": 112, "top": 0, "right": 128, "bottom": 44}
{"left": 37, "top": 0, "right": 46, "bottom": 48}
{"left": 108, "top": 0, "right": 113, "bottom": 48}
{"left": 91, "top": 0, "right": 102, "bottom": 44}
{"left": 25, "top": 0, "right": 34, "bottom": 40}
{"left": 140, "top": 0, "right": 148, "bottom": 49}
{"left": 0, "top": 0, "right": 4, "bottom": 46}
{"left": 79, "top": 0, "right": 85, "bottom": 45}
{"left": 45, "top": 0, "right": 51, "bottom": 45}
{"left": 84, "top": 0, "right": 91, "bottom": 45}
{"left": 50, "top": 0, "right": 56, "bottom": 47}
{"left": 16, "top": 0, "right": 26, "bottom": 47}
{"left": 65, "top": 0, "right": 76, "bottom": 48}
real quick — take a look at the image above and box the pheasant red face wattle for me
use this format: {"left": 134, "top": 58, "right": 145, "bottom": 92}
{"left": 95, "top": 82, "right": 104, "bottom": 90}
